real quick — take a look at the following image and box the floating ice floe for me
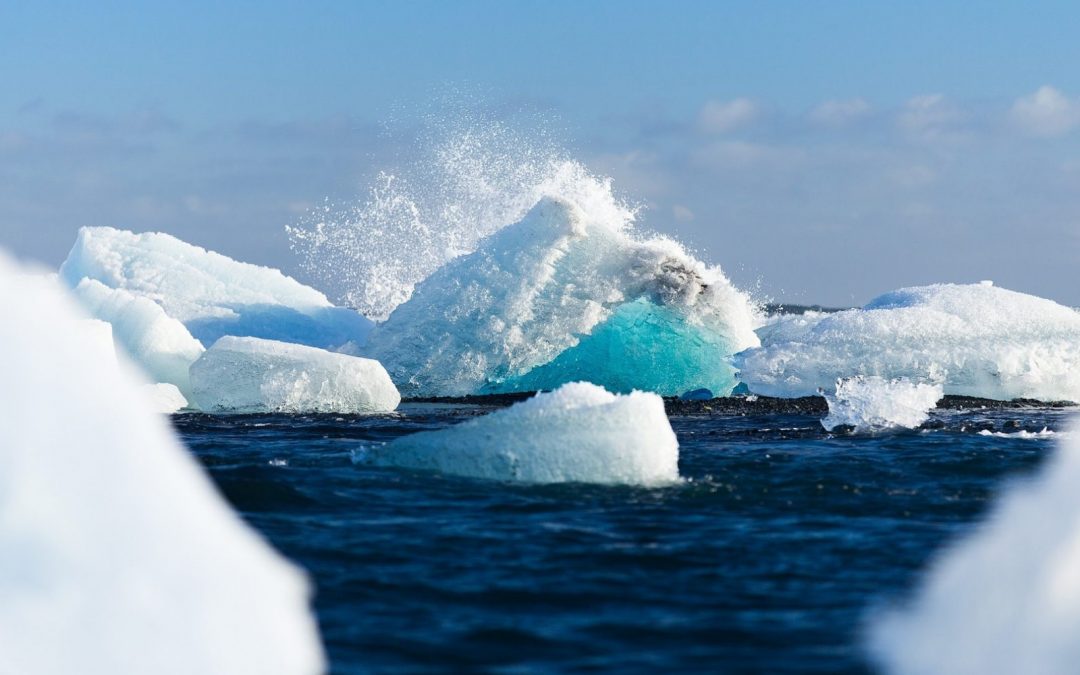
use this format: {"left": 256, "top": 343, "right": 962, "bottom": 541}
{"left": 190, "top": 336, "right": 400, "bottom": 414}
{"left": 821, "top": 376, "right": 943, "bottom": 433}
{"left": 359, "top": 381, "right": 681, "bottom": 485}
{"left": 61, "top": 226, "right": 373, "bottom": 350}
{"left": 142, "top": 382, "right": 189, "bottom": 414}
{"left": 867, "top": 422, "right": 1080, "bottom": 675}
{"left": 736, "top": 282, "right": 1080, "bottom": 402}
{"left": 0, "top": 251, "right": 324, "bottom": 674}
{"left": 72, "top": 278, "right": 205, "bottom": 398}
{"left": 366, "top": 196, "right": 760, "bottom": 397}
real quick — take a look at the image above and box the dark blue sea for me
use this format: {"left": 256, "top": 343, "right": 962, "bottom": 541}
{"left": 174, "top": 402, "right": 1072, "bottom": 674}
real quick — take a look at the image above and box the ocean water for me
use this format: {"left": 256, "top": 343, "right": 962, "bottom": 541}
{"left": 174, "top": 402, "right": 1072, "bottom": 674}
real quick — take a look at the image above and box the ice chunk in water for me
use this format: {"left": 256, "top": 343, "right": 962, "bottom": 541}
{"left": 190, "top": 336, "right": 400, "bottom": 414}
{"left": 366, "top": 197, "right": 760, "bottom": 397}
{"left": 60, "top": 226, "right": 372, "bottom": 349}
{"left": 821, "top": 376, "right": 943, "bottom": 432}
{"left": 737, "top": 283, "right": 1080, "bottom": 402}
{"left": 0, "top": 251, "right": 324, "bottom": 674}
{"left": 360, "top": 381, "right": 680, "bottom": 485}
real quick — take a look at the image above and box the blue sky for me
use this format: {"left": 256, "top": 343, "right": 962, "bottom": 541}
{"left": 3, "top": 0, "right": 1080, "bottom": 306}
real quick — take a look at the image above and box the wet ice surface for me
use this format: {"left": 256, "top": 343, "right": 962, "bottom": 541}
{"left": 175, "top": 403, "right": 1074, "bottom": 674}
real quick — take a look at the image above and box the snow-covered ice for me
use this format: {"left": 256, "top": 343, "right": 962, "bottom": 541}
{"left": 366, "top": 196, "right": 760, "bottom": 397}
{"left": 359, "top": 381, "right": 681, "bottom": 485}
{"left": 821, "top": 376, "right": 943, "bottom": 432}
{"left": 72, "top": 278, "right": 205, "bottom": 398}
{"left": 0, "top": 251, "right": 324, "bottom": 675}
{"left": 867, "top": 421, "right": 1080, "bottom": 675}
{"left": 61, "top": 226, "right": 373, "bottom": 349}
{"left": 190, "top": 336, "right": 400, "bottom": 414}
{"left": 737, "top": 283, "right": 1080, "bottom": 402}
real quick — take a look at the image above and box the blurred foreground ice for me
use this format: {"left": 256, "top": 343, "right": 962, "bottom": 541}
{"left": 868, "top": 420, "right": 1080, "bottom": 675}
{"left": 0, "top": 251, "right": 325, "bottom": 674}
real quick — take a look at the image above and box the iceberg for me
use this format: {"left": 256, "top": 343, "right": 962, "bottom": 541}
{"left": 0, "top": 251, "right": 324, "bottom": 674}
{"left": 365, "top": 197, "right": 760, "bottom": 397}
{"left": 190, "top": 336, "right": 401, "bottom": 414}
{"left": 867, "top": 422, "right": 1080, "bottom": 675}
{"left": 821, "top": 376, "right": 942, "bottom": 432}
{"left": 359, "top": 381, "right": 681, "bottom": 486}
{"left": 142, "top": 382, "right": 189, "bottom": 414}
{"left": 72, "top": 278, "right": 205, "bottom": 398}
{"left": 61, "top": 226, "right": 373, "bottom": 349}
{"left": 736, "top": 283, "right": 1080, "bottom": 402}
{"left": 79, "top": 317, "right": 119, "bottom": 367}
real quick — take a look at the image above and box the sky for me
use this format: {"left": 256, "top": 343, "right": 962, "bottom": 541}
{"left": 3, "top": 0, "right": 1080, "bottom": 306}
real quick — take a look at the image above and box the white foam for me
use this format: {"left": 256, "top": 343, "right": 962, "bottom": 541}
{"left": 0, "top": 252, "right": 324, "bottom": 674}
{"left": 359, "top": 382, "right": 681, "bottom": 485}
{"left": 822, "top": 376, "right": 943, "bottom": 432}
{"left": 977, "top": 427, "right": 1060, "bottom": 439}
{"left": 72, "top": 278, "right": 205, "bottom": 398}
{"left": 737, "top": 283, "right": 1080, "bottom": 402}
{"left": 366, "top": 196, "right": 760, "bottom": 397}
{"left": 190, "top": 336, "right": 400, "bottom": 414}
{"left": 867, "top": 421, "right": 1080, "bottom": 674}
{"left": 61, "top": 226, "right": 373, "bottom": 349}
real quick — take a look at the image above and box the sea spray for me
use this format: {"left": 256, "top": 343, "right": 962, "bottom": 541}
{"left": 821, "top": 376, "right": 943, "bottom": 433}
{"left": 287, "top": 114, "right": 628, "bottom": 321}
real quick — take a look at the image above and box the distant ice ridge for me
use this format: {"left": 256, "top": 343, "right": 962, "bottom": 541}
{"left": 737, "top": 282, "right": 1080, "bottom": 402}
{"left": 366, "top": 197, "right": 760, "bottom": 397}
{"left": 0, "top": 252, "right": 324, "bottom": 674}
{"left": 821, "top": 376, "right": 942, "bottom": 432}
{"left": 61, "top": 226, "right": 373, "bottom": 349}
{"left": 191, "top": 336, "right": 400, "bottom": 414}
{"left": 72, "top": 278, "right": 205, "bottom": 398}
{"left": 359, "top": 382, "right": 680, "bottom": 485}
{"left": 867, "top": 422, "right": 1080, "bottom": 675}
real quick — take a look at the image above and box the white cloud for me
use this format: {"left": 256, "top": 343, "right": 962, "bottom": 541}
{"left": 897, "top": 94, "right": 965, "bottom": 141}
{"left": 0, "top": 131, "right": 29, "bottom": 153}
{"left": 810, "top": 98, "right": 871, "bottom": 126}
{"left": 888, "top": 164, "right": 937, "bottom": 189}
{"left": 698, "top": 98, "right": 758, "bottom": 134}
{"left": 690, "top": 140, "right": 804, "bottom": 169}
{"left": 1010, "top": 85, "right": 1079, "bottom": 137}
{"left": 672, "top": 204, "right": 695, "bottom": 222}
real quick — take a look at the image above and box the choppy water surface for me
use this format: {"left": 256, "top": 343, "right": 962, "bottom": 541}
{"left": 175, "top": 404, "right": 1072, "bottom": 674}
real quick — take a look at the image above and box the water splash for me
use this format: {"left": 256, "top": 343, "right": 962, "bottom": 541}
{"left": 287, "top": 114, "right": 636, "bottom": 321}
